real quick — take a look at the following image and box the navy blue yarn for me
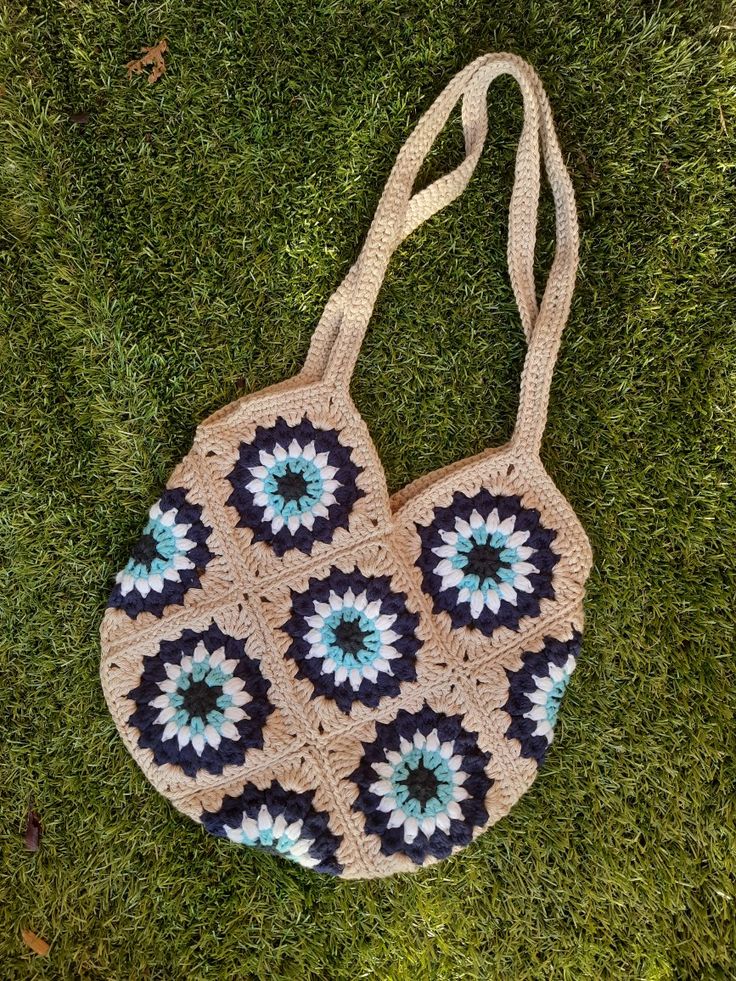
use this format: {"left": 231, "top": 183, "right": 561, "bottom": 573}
{"left": 225, "top": 416, "right": 364, "bottom": 556}
{"left": 107, "top": 487, "right": 215, "bottom": 619}
{"left": 415, "top": 489, "right": 559, "bottom": 637}
{"left": 350, "top": 703, "right": 493, "bottom": 865}
{"left": 201, "top": 781, "right": 343, "bottom": 875}
{"left": 502, "top": 631, "right": 582, "bottom": 765}
{"left": 281, "top": 567, "right": 421, "bottom": 714}
{"left": 127, "top": 621, "right": 273, "bottom": 778}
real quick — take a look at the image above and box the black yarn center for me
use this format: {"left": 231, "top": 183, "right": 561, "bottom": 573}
{"left": 276, "top": 467, "right": 308, "bottom": 503}
{"left": 464, "top": 542, "right": 503, "bottom": 582}
{"left": 333, "top": 618, "right": 369, "bottom": 656}
{"left": 131, "top": 532, "right": 162, "bottom": 567}
{"left": 402, "top": 761, "right": 442, "bottom": 808}
{"left": 181, "top": 679, "right": 220, "bottom": 720}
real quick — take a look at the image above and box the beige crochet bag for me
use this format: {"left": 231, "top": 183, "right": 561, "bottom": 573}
{"left": 100, "top": 52, "right": 592, "bottom": 879}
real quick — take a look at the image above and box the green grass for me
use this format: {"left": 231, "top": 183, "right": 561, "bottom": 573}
{"left": 2, "top": 1, "right": 735, "bottom": 977}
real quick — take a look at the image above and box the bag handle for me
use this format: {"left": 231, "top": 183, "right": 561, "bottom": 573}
{"left": 302, "top": 53, "right": 579, "bottom": 456}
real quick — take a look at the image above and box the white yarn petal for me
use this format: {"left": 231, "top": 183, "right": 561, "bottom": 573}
{"left": 497, "top": 516, "right": 517, "bottom": 536}
{"left": 403, "top": 817, "right": 419, "bottom": 843}
{"left": 511, "top": 561, "right": 539, "bottom": 575}
{"left": 371, "top": 762, "right": 394, "bottom": 779}
{"left": 289, "top": 837, "right": 314, "bottom": 857}
{"left": 386, "top": 809, "right": 407, "bottom": 829}
{"left": 440, "top": 569, "right": 464, "bottom": 589}
{"left": 154, "top": 706, "right": 176, "bottom": 724}
{"left": 224, "top": 706, "right": 246, "bottom": 721}
{"left": 272, "top": 814, "right": 288, "bottom": 838}
{"left": 432, "top": 544, "right": 458, "bottom": 558}
{"left": 514, "top": 545, "right": 535, "bottom": 560}
{"left": 369, "top": 780, "right": 393, "bottom": 796}
{"left": 485, "top": 590, "right": 501, "bottom": 613}
{"left": 470, "top": 590, "right": 484, "bottom": 618}
{"left": 435, "top": 811, "right": 451, "bottom": 833}
{"left": 222, "top": 678, "right": 244, "bottom": 695}
{"left": 204, "top": 724, "right": 221, "bottom": 749}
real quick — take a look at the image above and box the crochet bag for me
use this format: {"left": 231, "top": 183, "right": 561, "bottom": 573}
{"left": 100, "top": 53, "right": 592, "bottom": 879}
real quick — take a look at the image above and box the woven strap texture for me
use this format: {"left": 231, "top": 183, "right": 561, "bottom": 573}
{"left": 302, "top": 53, "right": 579, "bottom": 456}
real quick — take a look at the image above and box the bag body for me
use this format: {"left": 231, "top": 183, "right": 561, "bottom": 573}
{"left": 100, "top": 53, "right": 592, "bottom": 879}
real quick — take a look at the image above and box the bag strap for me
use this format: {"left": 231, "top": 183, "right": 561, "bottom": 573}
{"left": 302, "top": 53, "right": 579, "bottom": 456}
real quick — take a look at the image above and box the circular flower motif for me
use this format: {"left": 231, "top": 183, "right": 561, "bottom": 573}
{"left": 416, "top": 490, "right": 559, "bottom": 637}
{"left": 226, "top": 416, "right": 364, "bottom": 556}
{"left": 281, "top": 568, "right": 421, "bottom": 713}
{"left": 201, "top": 781, "right": 343, "bottom": 875}
{"left": 350, "top": 704, "right": 493, "bottom": 865}
{"left": 503, "top": 633, "right": 581, "bottom": 764}
{"left": 127, "top": 622, "right": 273, "bottom": 777}
{"left": 108, "top": 488, "right": 215, "bottom": 619}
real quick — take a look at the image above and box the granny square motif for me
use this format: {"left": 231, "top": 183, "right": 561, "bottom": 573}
{"left": 100, "top": 53, "right": 593, "bottom": 879}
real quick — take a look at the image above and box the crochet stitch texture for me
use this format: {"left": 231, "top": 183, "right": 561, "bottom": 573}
{"left": 100, "top": 53, "right": 592, "bottom": 879}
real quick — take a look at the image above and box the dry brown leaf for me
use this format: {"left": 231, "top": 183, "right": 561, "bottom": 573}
{"left": 24, "top": 805, "right": 41, "bottom": 851}
{"left": 21, "top": 930, "right": 50, "bottom": 957}
{"left": 125, "top": 38, "right": 168, "bottom": 85}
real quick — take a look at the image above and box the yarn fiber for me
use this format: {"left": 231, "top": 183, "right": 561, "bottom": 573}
{"left": 100, "top": 53, "right": 592, "bottom": 879}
